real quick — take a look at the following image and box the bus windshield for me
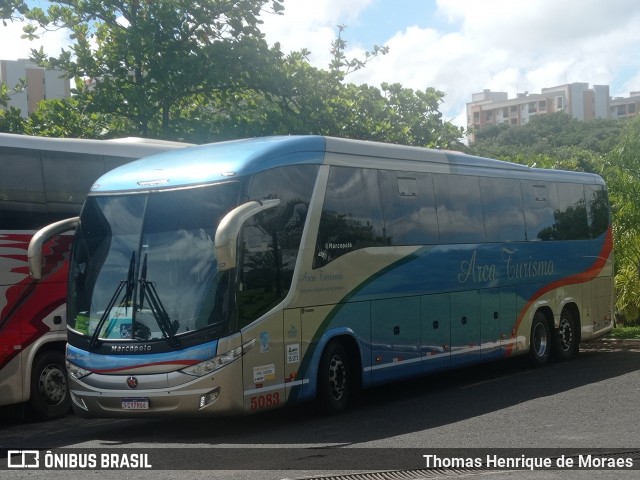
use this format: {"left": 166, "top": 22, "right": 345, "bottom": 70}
{"left": 68, "top": 182, "right": 240, "bottom": 343}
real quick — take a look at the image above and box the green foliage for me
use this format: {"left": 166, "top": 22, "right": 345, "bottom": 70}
{"left": 25, "top": 97, "right": 135, "bottom": 138}
{"left": 0, "top": 106, "right": 26, "bottom": 133}
{"left": 0, "top": 82, "right": 28, "bottom": 133}
{"left": 471, "top": 112, "right": 625, "bottom": 171}
{"left": 156, "top": 29, "right": 463, "bottom": 148}
{"left": 13, "top": 0, "right": 284, "bottom": 137}
{"left": 1, "top": 3, "right": 463, "bottom": 147}
{"left": 610, "top": 326, "right": 640, "bottom": 338}
{"left": 328, "top": 25, "right": 389, "bottom": 79}
{"left": 601, "top": 116, "right": 640, "bottom": 321}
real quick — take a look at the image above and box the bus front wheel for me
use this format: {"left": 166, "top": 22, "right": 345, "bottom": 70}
{"left": 529, "top": 312, "right": 551, "bottom": 367}
{"left": 29, "top": 350, "right": 70, "bottom": 420}
{"left": 316, "top": 340, "right": 352, "bottom": 414}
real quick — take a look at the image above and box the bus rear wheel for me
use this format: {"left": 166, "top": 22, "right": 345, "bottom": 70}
{"left": 552, "top": 309, "right": 579, "bottom": 361}
{"left": 29, "top": 350, "right": 70, "bottom": 420}
{"left": 529, "top": 312, "right": 551, "bottom": 367}
{"left": 316, "top": 340, "right": 352, "bottom": 414}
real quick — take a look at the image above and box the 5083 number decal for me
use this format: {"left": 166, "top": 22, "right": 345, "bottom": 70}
{"left": 250, "top": 392, "right": 280, "bottom": 410}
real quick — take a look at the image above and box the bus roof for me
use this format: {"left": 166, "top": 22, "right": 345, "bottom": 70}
{"left": 0, "top": 132, "right": 191, "bottom": 158}
{"left": 89, "top": 135, "right": 604, "bottom": 193}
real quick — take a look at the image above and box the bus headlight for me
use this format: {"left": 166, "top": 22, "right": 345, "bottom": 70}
{"left": 181, "top": 339, "right": 255, "bottom": 377}
{"left": 66, "top": 359, "right": 91, "bottom": 379}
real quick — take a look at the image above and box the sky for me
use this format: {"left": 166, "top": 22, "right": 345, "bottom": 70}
{"left": 2, "top": 0, "right": 640, "bottom": 129}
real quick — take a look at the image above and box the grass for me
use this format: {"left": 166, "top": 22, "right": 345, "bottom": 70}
{"left": 610, "top": 326, "right": 640, "bottom": 339}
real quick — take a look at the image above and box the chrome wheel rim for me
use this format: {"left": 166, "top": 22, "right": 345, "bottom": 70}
{"left": 39, "top": 365, "right": 66, "bottom": 406}
{"left": 533, "top": 322, "right": 548, "bottom": 358}
{"left": 328, "top": 354, "right": 346, "bottom": 401}
{"left": 558, "top": 317, "right": 573, "bottom": 352}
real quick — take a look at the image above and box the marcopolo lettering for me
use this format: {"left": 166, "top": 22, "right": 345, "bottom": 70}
{"left": 111, "top": 344, "right": 153, "bottom": 353}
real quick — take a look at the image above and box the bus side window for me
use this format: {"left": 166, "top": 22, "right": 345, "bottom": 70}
{"left": 524, "top": 181, "right": 590, "bottom": 241}
{"left": 0, "top": 147, "right": 48, "bottom": 230}
{"left": 585, "top": 185, "right": 609, "bottom": 238}
{"left": 237, "top": 218, "right": 280, "bottom": 327}
{"left": 314, "top": 167, "right": 385, "bottom": 268}
{"left": 378, "top": 170, "right": 439, "bottom": 246}
{"left": 554, "top": 182, "right": 589, "bottom": 240}
{"left": 237, "top": 165, "right": 318, "bottom": 327}
{"left": 42, "top": 151, "right": 104, "bottom": 222}
{"left": 522, "top": 181, "right": 559, "bottom": 241}
{"left": 433, "top": 174, "right": 485, "bottom": 244}
{"left": 480, "top": 177, "right": 526, "bottom": 242}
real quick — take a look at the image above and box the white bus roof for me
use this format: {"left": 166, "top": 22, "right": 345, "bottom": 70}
{"left": 0, "top": 132, "right": 191, "bottom": 158}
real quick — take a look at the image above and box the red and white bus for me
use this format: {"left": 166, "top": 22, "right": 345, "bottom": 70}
{"left": 0, "top": 133, "right": 188, "bottom": 419}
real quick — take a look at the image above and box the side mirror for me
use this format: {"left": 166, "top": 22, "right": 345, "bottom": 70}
{"left": 214, "top": 199, "right": 280, "bottom": 272}
{"left": 28, "top": 217, "right": 79, "bottom": 280}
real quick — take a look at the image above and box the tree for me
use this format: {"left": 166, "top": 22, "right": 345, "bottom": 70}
{"left": 0, "top": 77, "right": 28, "bottom": 133}
{"left": 180, "top": 28, "right": 464, "bottom": 148}
{"left": 159, "top": 28, "right": 464, "bottom": 148}
{"left": 6, "top": 0, "right": 284, "bottom": 138}
{"left": 3, "top": 4, "right": 463, "bottom": 147}
{"left": 470, "top": 112, "right": 625, "bottom": 168}
{"left": 602, "top": 116, "right": 640, "bottom": 323}
{"left": 25, "top": 96, "right": 134, "bottom": 138}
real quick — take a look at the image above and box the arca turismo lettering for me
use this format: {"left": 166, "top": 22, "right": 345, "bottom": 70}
{"left": 458, "top": 248, "right": 555, "bottom": 285}
{"left": 298, "top": 270, "right": 343, "bottom": 283}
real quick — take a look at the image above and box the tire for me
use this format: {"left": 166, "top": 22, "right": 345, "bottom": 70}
{"left": 29, "top": 350, "right": 70, "bottom": 420}
{"left": 316, "top": 341, "right": 353, "bottom": 414}
{"left": 552, "top": 309, "right": 579, "bottom": 361}
{"left": 529, "top": 312, "right": 551, "bottom": 367}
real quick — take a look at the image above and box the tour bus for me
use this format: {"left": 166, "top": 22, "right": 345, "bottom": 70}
{"left": 29, "top": 135, "right": 614, "bottom": 418}
{"left": 0, "top": 133, "right": 189, "bottom": 419}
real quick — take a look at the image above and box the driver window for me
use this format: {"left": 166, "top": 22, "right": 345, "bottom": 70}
{"left": 237, "top": 165, "right": 318, "bottom": 328}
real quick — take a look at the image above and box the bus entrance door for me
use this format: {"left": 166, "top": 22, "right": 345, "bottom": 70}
{"left": 241, "top": 311, "right": 285, "bottom": 413}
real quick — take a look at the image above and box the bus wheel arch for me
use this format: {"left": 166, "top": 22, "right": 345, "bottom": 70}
{"left": 315, "top": 335, "right": 362, "bottom": 414}
{"left": 528, "top": 308, "right": 552, "bottom": 367}
{"left": 552, "top": 303, "right": 580, "bottom": 361}
{"left": 28, "top": 347, "right": 70, "bottom": 420}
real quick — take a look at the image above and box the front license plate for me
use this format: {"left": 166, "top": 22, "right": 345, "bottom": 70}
{"left": 121, "top": 398, "right": 149, "bottom": 410}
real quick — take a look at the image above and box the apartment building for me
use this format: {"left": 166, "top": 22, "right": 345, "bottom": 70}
{"left": 466, "top": 82, "right": 615, "bottom": 143}
{"left": 0, "top": 59, "right": 70, "bottom": 117}
{"left": 610, "top": 91, "right": 640, "bottom": 120}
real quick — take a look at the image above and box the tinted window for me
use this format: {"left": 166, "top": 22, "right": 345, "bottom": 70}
{"left": 0, "top": 147, "right": 46, "bottom": 229}
{"left": 314, "top": 167, "right": 385, "bottom": 268}
{"left": 42, "top": 151, "right": 105, "bottom": 205}
{"left": 379, "top": 170, "right": 439, "bottom": 245}
{"left": 69, "top": 184, "right": 241, "bottom": 340}
{"left": 585, "top": 184, "right": 609, "bottom": 238}
{"left": 0, "top": 147, "right": 45, "bottom": 204}
{"left": 238, "top": 165, "right": 319, "bottom": 326}
{"left": 480, "top": 177, "right": 526, "bottom": 242}
{"left": 433, "top": 174, "right": 485, "bottom": 243}
{"left": 522, "top": 181, "right": 559, "bottom": 241}
{"left": 553, "top": 182, "right": 589, "bottom": 240}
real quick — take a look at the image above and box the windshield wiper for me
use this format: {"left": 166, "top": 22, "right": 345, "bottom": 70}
{"left": 138, "top": 253, "right": 180, "bottom": 347}
{"left": 89, "top": 251, "right": 136, "bottom": 348}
